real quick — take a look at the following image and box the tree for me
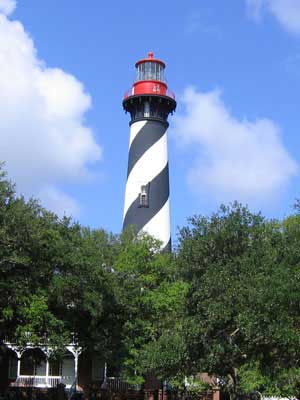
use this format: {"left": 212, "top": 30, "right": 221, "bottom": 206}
{"left": 48, "top": 227, "right": 124, "bottom": 362}
{"left": 0, "top": 165, "right": 70, "bottom": 347}
{"left": 114, "top": 233, "right": 188, "bottom": 384}
{"left": 176, "top": 202, "right": 300, "bottom": 399}
{"left": 0, "top": 164, "right": 123, "bottom": 364}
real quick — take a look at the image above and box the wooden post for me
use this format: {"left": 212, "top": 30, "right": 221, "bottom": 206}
{"left": 16, "top": 352, "right": 21, "bottom": 380}
{"left": 74, "top": 353, "right": 78, "bottom": 392}
{"left": 45, "top": 357, "right": 49, "bottom": 387}
{"left": 212, "top": 389, "right": 220, "bottom": 400}
{"left": 104, "top": 362, "right": 107, "bottom": 380}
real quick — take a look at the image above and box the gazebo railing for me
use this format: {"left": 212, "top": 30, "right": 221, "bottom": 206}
{"left": 11, "top": 375, "right": 73, "bottom": 388}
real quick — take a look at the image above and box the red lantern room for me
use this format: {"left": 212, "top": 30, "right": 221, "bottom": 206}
{"left": 123, "top": 52, "right": 176, "bottom": 124}
{"left": 124, "top": 52, "right": 175, "bottom": 100}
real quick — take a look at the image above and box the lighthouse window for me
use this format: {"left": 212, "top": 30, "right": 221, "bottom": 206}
{"left": 139, "top": 64, "right": 144, "bottom": 80}
{"left": 136, "top": 64, "right": 143, "bottom": 81}
{"left": 157, "top": 64, "right": 164, "bottom": 81}
{"left": 136, "top": 62, "right": 165, "bottom": 82}
{"left": 155, "top": 63, "right": 159, "bottom": 80}
{"left": 144, "top": 101, "right": 150, "bottom": 117}
{"left": 150, "top": 62, "right": 156, "bottom": 79}
{"left": 145, "top": 62, "right": 151, "bottom": 80}
{"left": 139, "top": 184, "right": 149, "bottom": 207}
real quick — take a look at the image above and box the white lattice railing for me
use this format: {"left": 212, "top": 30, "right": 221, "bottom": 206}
{"left": 11, "top": 375, "right": 73, "bottom": 388}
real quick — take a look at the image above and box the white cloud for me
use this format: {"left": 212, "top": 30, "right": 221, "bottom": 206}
{"left": 172, "top": 87, "right": 297, "bottom": 204}
{"left": 246, "top": 0, "right": 300, "bottom": 35}
{"left": 38, "top": 185, "right": 81, "bottom": 218}
{"left": 0, "top": 0, "right": 16, "bottom": 16}
{"left": 246, "top": 0, "right": 264, "bottom": 21}
{"left": 0, "top": 7, "right": 102, "bottom": 216}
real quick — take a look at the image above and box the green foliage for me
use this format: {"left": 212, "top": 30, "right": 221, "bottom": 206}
{"left": 238, "top": 362, "right": 267, "bottom": 394}
{"left": 184, "top": 376, "right": 211, "bottom": 396}
{"left": 238, "top": 362, "right": 300, "bottom": 399}
{"left": 0, "top": 165, "right": 70, "bottom": 346}
{"left": 177, "top": 202, "right": 300, "bottom": 398}
{"left": 15, "top": 292, "right": 68, "bottom": 351}
{"left": 0, "top": 164, "right": 122, "bottom": 362}
{"left": 114, "top": 234, "right": 188, "bottom": 383}
{"left": 4, "top": 161, "right": 300, "bottom": 400}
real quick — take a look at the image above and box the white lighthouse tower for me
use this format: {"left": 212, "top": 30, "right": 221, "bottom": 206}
{"left": 123, "top": 52, "right": 176, "bottom": 251}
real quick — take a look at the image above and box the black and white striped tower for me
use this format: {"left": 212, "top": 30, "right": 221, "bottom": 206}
{"left": 123, "top": 52, "right": 176, "bottom": 252}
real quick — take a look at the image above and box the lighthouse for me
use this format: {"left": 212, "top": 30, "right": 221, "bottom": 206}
{"left": 123, "top": 52, "right": 176, "bottom": 251}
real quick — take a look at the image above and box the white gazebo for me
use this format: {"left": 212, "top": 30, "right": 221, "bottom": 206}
{"left": 5, "top": 341, "right": 82, "bottom": 390}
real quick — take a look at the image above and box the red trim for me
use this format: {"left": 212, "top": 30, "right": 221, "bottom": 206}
{"left": 133, "top": 80, "right": 168, "bottom": 96}
{"left": 133, "top": 80, "right": 167, "bottom": 87}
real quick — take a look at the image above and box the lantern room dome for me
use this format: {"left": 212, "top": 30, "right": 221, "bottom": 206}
{"left": 135, "top": 51, "right": 165, "bottom": 68}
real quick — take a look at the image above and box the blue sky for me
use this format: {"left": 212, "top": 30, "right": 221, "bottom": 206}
{"left": 1, "top": 0, "right": 300, "bottom": 240}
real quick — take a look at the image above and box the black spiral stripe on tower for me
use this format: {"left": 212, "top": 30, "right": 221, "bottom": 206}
{"left": 164, "top": 238, "right": 171, "bottom": 253}
{"left": 123, "top": 162, "right": 170, "bottom": 233}
{"left": 127, "top": 120, "right": 168, "bottom": 178}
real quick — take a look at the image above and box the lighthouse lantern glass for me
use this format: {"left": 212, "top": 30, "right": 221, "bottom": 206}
{"left": 136, "top": 62, "right": 164, "bottom": 82}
